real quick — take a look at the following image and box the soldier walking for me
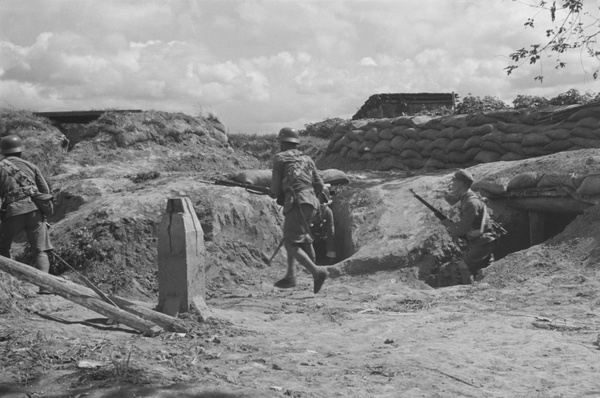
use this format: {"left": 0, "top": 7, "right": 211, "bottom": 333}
{"left": 270, "top": 128, "right": 328, "bottom": 294}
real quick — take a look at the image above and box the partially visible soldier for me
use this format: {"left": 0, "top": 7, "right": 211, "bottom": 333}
{"left": 441, "top": 169, "right": 497, "bottom": 285}
{"left": 310, "top": 186, "right": 336, "bottom": 264}
{"left": 270, "top": 127, "right": 328, "bottom": 294}
{"left": 0, "top": 135, "right": 54, "bottom": 294}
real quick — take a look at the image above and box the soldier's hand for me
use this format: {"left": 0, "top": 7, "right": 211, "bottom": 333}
{"left": 440, "top": 219, "right": 453, "bottom": 228}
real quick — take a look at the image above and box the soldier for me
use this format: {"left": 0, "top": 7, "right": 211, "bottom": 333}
{"left": 310, "top": 186, "right": 336, "bottom": 264}
{"left": 441, "top": 169, "right": 497, "bottom": 285}
{"left": 0, "top": 135, "right": 54, "bottom": 294}
{"left": 270, "top": 127, "right": 328, "bottom": 294}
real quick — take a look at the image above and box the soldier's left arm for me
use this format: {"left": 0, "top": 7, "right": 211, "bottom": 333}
{"left": 34, "top": 166, "right": 50, "bottom": 194}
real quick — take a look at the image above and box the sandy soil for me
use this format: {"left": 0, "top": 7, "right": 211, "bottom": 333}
{"left": 1, "top": 255, "right": 599, "bottom": 398}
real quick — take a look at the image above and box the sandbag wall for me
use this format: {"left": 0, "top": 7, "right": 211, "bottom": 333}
{"left": 323, "top": 105, "right": 600, "bottom": 171}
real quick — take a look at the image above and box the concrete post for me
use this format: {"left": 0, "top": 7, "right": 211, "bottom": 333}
{"left": 157, "top": 197, "right": 205, "bottom": 315}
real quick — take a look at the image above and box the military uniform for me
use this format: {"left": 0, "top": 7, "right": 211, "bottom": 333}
{"left": 0, "top": 156, "right": 53, "bottom": 273}
{"left": 270, "top": 148, "right": 324, "bottom": 245}
{"left": 445, "top": 189, "right": 496, "bottom": 278}
{"left": 270, "top": 128, "right": 328, "bottom": 294}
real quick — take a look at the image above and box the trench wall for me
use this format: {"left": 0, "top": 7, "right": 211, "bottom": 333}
{"left": 320, "top": 104, "right": 600, "bottom": 172}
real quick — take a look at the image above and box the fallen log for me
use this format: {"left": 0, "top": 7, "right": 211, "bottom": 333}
{"left": 0, "top": 255, "right": 162, "bottom": 336}
{"left": 108, "top": 295, "right": 191, "bottom": 333}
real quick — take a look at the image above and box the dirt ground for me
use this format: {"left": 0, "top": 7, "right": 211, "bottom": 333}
{"left": 1, "top": 251, "right": 600, "bottom": 398}
{"left": 1, "top": 112, "right": 600, "bottom": 397}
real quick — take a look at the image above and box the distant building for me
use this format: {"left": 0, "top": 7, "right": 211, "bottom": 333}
{"left": 352, "top": 93, "right": 458, "bottom": 120}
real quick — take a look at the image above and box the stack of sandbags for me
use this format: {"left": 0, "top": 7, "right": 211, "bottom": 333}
{"left": 324, "top": 104, "right": 600, "bottom": 172}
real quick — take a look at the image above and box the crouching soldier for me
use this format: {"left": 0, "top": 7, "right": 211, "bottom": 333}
{"left": 441, "top": 169, "right": 499, "bottom": 284}
{"left": 310, "top": 186, "right": 336, "bottom": 264}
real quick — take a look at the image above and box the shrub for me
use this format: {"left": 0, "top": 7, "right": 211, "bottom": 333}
{"left": 299, "top": 118, "right": 348, "bottom": 140}
{"left": 455, "top": 95, "right": 508, "bottom": 114}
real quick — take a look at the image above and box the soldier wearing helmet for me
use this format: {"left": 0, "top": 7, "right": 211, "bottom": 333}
{"left": 441, "top": 169, "right": 497, "bottom": 284}
{"left": 0, "top": 134, "right": 54, "bottom": 294}
{"left": 270, "top": 127, "right": 328, "bottom": 294}
{"left": 310, "top": 185, "right": 337, "bottom": 264}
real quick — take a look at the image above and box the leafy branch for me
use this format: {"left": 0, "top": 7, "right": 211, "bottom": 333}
{"left": 506, "top": 0, "right": 600, "bottom": 80}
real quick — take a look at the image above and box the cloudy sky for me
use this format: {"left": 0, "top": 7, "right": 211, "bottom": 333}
{"left": 1, "top": 0, "right": 600, "bottom": 135}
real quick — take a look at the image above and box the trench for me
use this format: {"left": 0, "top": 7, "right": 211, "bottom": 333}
{"left": 428, "top": 192, "right": 591, "bottom": 288}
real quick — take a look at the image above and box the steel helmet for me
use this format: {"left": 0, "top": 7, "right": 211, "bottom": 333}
{"left": 0, "top": 135, "right": 23, "bottom": 155}
{"left": 277, "top": 127, "right": 300, "bottom": 144}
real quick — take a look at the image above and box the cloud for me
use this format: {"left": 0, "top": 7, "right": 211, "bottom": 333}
{"left": 0, "top": 0, "right": 599, "bottom": 135}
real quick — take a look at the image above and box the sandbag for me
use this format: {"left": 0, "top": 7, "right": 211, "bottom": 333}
{"left": 403, "top": 138, "right": 418, "bottom": 150}
{"left": 472, "top": 180, "right": 508, "bottom": 195}
{"left": 390, "top": 135, "right": 407, "bottom": 150}
{"left": 500, "top": 142, "right": 525, "bottom": 155}
{"left": 359, "top": 140, "right": 377, "bottom": 153}
{"left": 378, "top": 156, "right": 408, "bottom": 171}
{"left": 419, "top": 129, "right": 443, "bottom": 140}
{"left": 403, "top": 157, "right": 425, "bottom": 169}
{"left": 464, "top": 147, "right": 480, "bottom": 161}
{"left": 390, "top": 125, "right": 408, "bottom": 136}
{"left": 416, "top": 139, "right": 433, "bottom": 151}
{"left": 576, "top": 117, "right": 600, "bottom": 129}
{"left": 523, "top": 146, "right": 552, "bottom": 156}
{"left": 543, "top": 140, "right": 573, "bottom": 152}
{"left": 575, "top": 175, "right": 600, "bottom": 196}
{"left": 400, "top": 149, "right": 422, "bottom": 159}
{"left": 462, "top": 135, "right": 482, "bottom": 150}
{"left": 365, "top": 128, "right": 379, "bottom": 142}
{"left": 467, "top": 114, "right": 498, "bottom": 126}
{"left": 500, "top": 152, "right": 524, "bottom": 161}
{"left": 447, "top": 138, "right": 466, "bottom": 151}
{"left": 446, "top": 151, "right": 466, "bottom": 164}
{"left": 481, "top": 131, "right": 505, "bottom": 143}
{"left": 440, "top": 116, "right": 468, "bottom": 129}
{"left": 346, "top": 149, "right": 360, "bottom": 159}
{"left": 430, "top": 148, "right": 446, "bottom": 161}
{"left": 500, "top": 133, "right": 525, "bottom": 143}
{"left": 569, "top": 137, "right": 600, "bottom": 149}
{"left": 439, "top": 127, "right": 456, "bottom": 138}
{"left": 424, "top": 158, "right": 446, "bottom": 169}
{"left": 537, "top": 172, "right": 577, "bottom": 189}
{"left": 522, "top": 133, "right": 552, "bottom": 147}
{"left": 360, "top": 152, "right": 376, "bottom": 161}
{"left": 372, "top": 139, "right": 392, "bottom": 154}
{"left": 567, "top": 106, "right": 600, "bottom": 121}
{"left": 373, "top": 119, "right": 394, "bottom": 129}
{"left": 544, "top": 128, "right": 570, "bottom": 141}
{"left": 392, "top": 117, "right": 415, "bottom": 127}
{"left": 378, "top": 128, "right": 394, "bottom": 140}
{"left": 571, "top": 127, "right": 600, "bottom": 140}
{"left": 430, "top": 138, "right": 451, "bottom": 150}
{"left": 474, "top": 150, "right": 501, "bottom": 164}
{"left": 507, "top": 172, "right": 541, "bottom": 190}
{"left": 471, "top": 124, "right": 494, "bottom": 136}
{"left": 403, "top": 128, "right": 420, "bottom": 139}
{"left": 450, "top": 127, "right": 476, "bottom": 139}
{"left": 234, "top": 169, "right": 272, "bottom": 187}
{"left": 480, "top": 141, "right": 505, "bottom": 154}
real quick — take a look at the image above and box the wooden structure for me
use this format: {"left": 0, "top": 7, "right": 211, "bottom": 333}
{"left": 34, "top": 110, "right": 142, "bottom": 124}
{"left": 352, "top": 93, "right": 457, "bottom": 119}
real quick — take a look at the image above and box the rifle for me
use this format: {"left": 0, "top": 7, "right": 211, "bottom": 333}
{"left": 409, "top": 189, "right": 448, "bottom": 221}
{"left": 200, "top": 179, "right": 271, "bottom": 196}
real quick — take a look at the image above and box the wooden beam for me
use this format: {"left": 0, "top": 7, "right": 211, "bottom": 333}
{"left": 0, "top": 255, "right": 162, "bottom": 336}
{"left": 107, "top": 295, "right": 191, "bottom": 333}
